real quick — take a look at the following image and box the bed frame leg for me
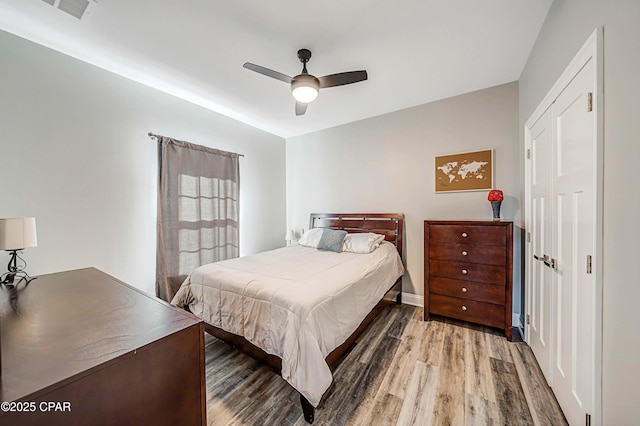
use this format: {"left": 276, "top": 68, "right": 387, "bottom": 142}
{"left": 300, "top": 394, "right": 315, "bottom": 424}
{"left": 395, "top": 291, "right": 402, "bottom": 305}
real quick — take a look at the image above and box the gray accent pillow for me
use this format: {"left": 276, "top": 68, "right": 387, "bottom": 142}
{"left": 317, "top": 229, "right": 348, "bottom": 253}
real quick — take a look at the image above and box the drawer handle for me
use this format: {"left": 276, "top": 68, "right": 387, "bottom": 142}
{"left": 461, "top": 287, "right": 467, "bottom": 293}
{"left": 462, "top": 305, "right": 467, "bottom": 311}
{"left": 461, "top": 232, "right": 468, "bottom": 238}
{"left": 462, "top": 251, "right": 468, "bottom": 256}
{"left": 461, "top": 269, "right": 468, "bottom": 275}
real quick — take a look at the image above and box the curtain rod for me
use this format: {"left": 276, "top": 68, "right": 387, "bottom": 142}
{"left": 148, "top": 132, "right": 244, "bottom": 157}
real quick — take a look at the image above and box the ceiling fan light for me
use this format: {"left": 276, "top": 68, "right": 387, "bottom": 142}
{"left": 292, "top": 86, "right": 318, "bottom": 103}
{"left": 291, "top": 74, "right": 320, "bottom": 103}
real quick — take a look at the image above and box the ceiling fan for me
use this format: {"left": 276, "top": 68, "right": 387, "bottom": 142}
{"left": 243, "top": 49, "right": 368, "bottom": 116}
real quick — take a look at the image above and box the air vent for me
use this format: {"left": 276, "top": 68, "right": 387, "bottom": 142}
{"left": 41, "top": 0, "right": 97, "bottom": 20}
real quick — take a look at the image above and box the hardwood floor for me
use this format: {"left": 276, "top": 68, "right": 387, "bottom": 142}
{"left": 204, "top": 304, "right": 567, "bottom": 425}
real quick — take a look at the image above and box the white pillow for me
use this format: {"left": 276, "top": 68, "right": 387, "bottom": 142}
{"left": 298, "top": 228, "right": 324, "bottom": 248}
{"left": 342, "top": 233, "right": 386, "bottom": 253}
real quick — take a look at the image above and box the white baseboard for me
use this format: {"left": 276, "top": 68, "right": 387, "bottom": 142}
{"left": 401, "top": 292, "right": 424, "bottom": 307}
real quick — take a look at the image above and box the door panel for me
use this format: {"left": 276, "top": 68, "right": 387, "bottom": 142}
{"left": 529, "top": 108, "right": 553, "bottom": 384}
{"left": 551, "top": 58, "right": 595, "bottom": 426}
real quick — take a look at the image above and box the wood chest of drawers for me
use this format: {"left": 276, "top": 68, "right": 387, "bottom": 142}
{"left": 0, "top": 268, "right": 206, "bottom": 425}
{"left": 424, "top": 220, "right": 513, "bottom": 340}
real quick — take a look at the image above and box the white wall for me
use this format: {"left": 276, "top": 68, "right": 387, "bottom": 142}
{"left": 519, "top": 1, "right": 640, "bottom": 423}
{"left": 0, "top": 30, "right": 286, "bottom": 295}
{"left": 287, "top": 82, "right": 520, "bottom": 310}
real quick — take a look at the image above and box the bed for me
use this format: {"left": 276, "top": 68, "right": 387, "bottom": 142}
{"left": 171, "top": 213, "right": 404, "bottom": 423}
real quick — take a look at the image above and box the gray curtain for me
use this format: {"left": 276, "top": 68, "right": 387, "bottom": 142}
{"left": 156, "top": 136, "right": 240, "bottom": 302}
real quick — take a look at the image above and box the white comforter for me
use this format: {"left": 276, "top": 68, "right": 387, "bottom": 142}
{"left": 171, "top": 241, "right": 404, "bottom": 406}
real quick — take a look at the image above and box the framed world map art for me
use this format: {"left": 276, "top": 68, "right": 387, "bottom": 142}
{"left": 435, "top": 149, "right": 493, "bottom": 193}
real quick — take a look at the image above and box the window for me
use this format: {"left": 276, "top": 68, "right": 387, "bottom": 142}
{"left": 155, "top": 136, "right": 240, "bottom": 301}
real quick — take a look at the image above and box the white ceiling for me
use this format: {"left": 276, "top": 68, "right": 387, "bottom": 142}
{"left": 0, "top": 0, "right": 552, "bottom": 138}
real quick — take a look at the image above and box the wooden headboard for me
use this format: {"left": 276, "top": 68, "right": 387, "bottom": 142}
{"left": 309, "top": 213, "right": 404, "bottom": 258}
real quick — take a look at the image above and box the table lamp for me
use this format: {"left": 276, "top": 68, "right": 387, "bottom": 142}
{"left": 0, "top": 217, "right": 38, "bottom": 286}
{"left": 285, "top": 229, "right": 295, "bottom": 246}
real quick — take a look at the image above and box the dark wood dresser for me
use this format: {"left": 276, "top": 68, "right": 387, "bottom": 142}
{"left": 424, "top": 220, "right": 513, "bottom": 340}
{"left": 0, "top": 268, "right": 206, "bottom": 425}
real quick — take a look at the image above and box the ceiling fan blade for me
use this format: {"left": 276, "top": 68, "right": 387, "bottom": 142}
{"left": 295, "top": 102, "right": 308, "bottom": 116}
{"left": 318, "top": 70, "right": 367, "bottom": 88}
{"left": 243, "top": 63, "right": 292, "bottom": 84}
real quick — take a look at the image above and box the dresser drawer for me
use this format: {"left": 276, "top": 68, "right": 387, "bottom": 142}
{"left": 429, "top": 277, "right": 505, "bottom": 305}
{"left": 429, "top": 225, "right": 506, "bottom": 246}
{"left": 429, "top": 294, "right": 505, "bottom": 329}
{"left": 429, "top": 243, "right": 506, "bottom": 265}
{"left": 430, "top": 259, "right": 506, "bottom": 285}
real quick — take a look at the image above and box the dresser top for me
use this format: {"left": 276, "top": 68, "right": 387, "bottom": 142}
{"left": 424, "top": 220, "right": 513, "bottom": 226}
{"left": 0, "top": 267, "right": 201, "bottom": 402}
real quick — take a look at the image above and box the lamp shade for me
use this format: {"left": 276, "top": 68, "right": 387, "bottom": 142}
{"left": 0, "top": 217, "right": 37, "bottom": 250}
{"left": 285, "top": 229, "right": 295, "bottom": 241}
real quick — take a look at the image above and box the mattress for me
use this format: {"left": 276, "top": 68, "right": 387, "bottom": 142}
{"left": 171, "top": 240, "right": 404, "bottom": 406}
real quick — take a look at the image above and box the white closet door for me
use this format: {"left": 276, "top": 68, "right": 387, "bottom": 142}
{"left": 529, "top": 108, "right": 553, "bottom": 384}
{"left": 551, "top": 58, "right": 596, "bottom": 426}
{"left": 526, "top": 29, "right": 602, "bottom": 425}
